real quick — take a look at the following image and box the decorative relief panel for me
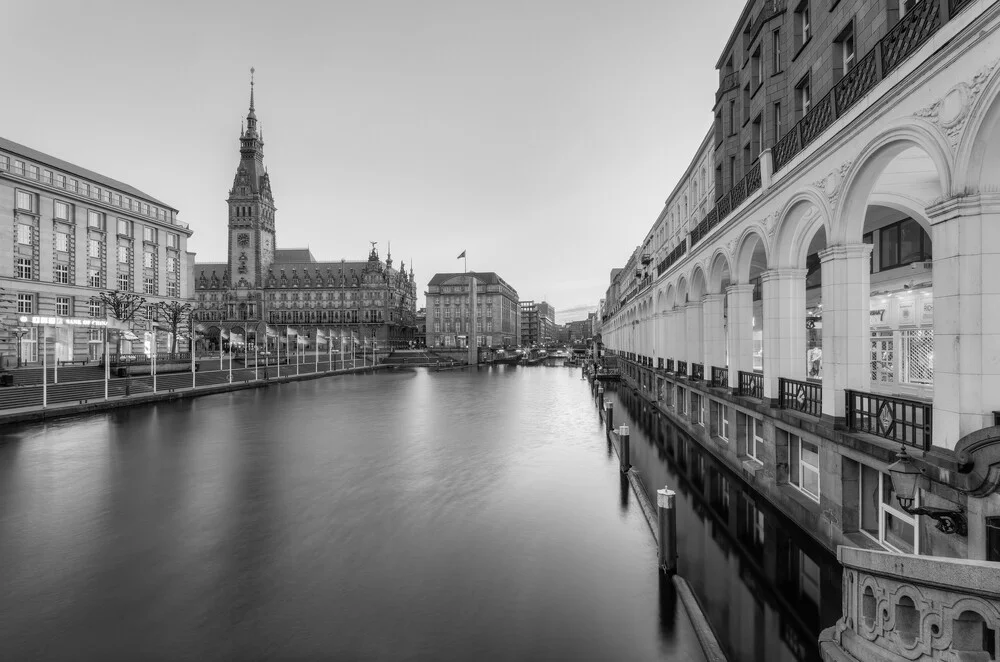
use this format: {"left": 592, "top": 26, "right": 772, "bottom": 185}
{"left": 914, "top": 58, "right": 1000, "bottom": 151}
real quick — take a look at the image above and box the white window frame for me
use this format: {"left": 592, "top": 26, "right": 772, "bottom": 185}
{"left": 56, "top": 297, "right": 70, "bottom": 316}
{"left": 117, "top": 219, "right": 131, "bottom": 237}
{"left": 54, "top": 264, "right": 69, "bottom": 284}
{"left": 54, "top": 200, "right": 70, "bottom": 221}
{"left": 17, "top": 224, "right": 32, "bottom": 245}
{"left": 790, "top": 434, "right": 821, "bottom": 502}
{"left": 88, "top": 210, "right": 104, "bottom": 230}
{"left": 17, "top": 293, "right": 34, "bottom": 314}
{"left": 747, "top": 416, "right": 764, "bottom": 463}
{"left": 143, "top": 277, "right": 155, "bottom": 295}
{"left": 843, "top": 26, "right": 855, "bottom": 72}
{"left": 15, "top": 258, "right": 32, "bottom": 280}
{"left": 143, "top": 251, "right": 155, "bottom": 269}
{"left": 117, "top": 246, "right": 129, "bottom": 264}
{"left": 21, "top": 327, "right": 38, "bottom": 363}
{"left": 117, "top": 273, "right": 130, "bottom": 291}
{"left": 88, "top": 269, "right": 101, "bottom": 288}
{"left": 89, "top": 300, "right": 102, "bottom": 317}
{"left": 56, "top": 231, "right": 69, "bottom": 252}
{"left": 88, "top": 239, "right": 101, "bottom": 259}
{"left": 718, "top": 404, "right": 729, "bottom": 441}
{"left": 16, "top": 190, "right": 33, "bottom": 212}
{"left": 859, "top": 469, "right": 920, "bottom": 554}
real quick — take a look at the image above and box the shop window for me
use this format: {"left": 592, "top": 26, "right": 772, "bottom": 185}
{"left": 878, "top": 218, "right": 931, "bottom": 271}
{"left": 789, "top": 434, "right": 820, "bottom": 502}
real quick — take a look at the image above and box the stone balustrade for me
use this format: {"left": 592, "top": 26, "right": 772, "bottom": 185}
{"left": 821, "top": 546, "right": 1000, "bottom": 661}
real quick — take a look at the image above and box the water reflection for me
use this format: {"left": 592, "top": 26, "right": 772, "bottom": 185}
{"left": 606, "top": 383, "right": 842, "bottom": 662}
{"left": 0, "top": 367, "right": 706, "bottom": 661}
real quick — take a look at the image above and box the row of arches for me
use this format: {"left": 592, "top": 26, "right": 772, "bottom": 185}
{"left": 606, "top": 64, "right": 1000, "bottom": 448}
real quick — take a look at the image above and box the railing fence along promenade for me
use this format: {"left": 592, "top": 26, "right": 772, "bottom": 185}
{"left": 710, "top": 366, "right": 728, "bottom": 388}
{"left": 690, "top": 0, "right": 974, "bottom": 255}
{"left": 778, "top": 377, "right": 823, "bottom": 418}
{"left": 0, "top": 354, "right": 380, "bottom": 413}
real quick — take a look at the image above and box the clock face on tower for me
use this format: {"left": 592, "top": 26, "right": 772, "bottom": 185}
{"left": 237, "top": 233, "right": 250, "bottom": 247}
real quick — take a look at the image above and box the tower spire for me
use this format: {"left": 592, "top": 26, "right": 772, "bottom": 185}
{"left": 249, "top": 67, "right": 256, "bottom": 115}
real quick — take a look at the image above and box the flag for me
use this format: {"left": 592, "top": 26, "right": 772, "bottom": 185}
{"left": 266, "top": 325, "right": 278, "bottom": 337}
{"left": 220, "top": 328, "right": 230, "bottom": 340}
{"left": 457, "top": 250, "right": 466, "bottom": 260}
{"left": 316, "top": 328, "right": 326, "bottom": 341}
{"left": 287, "top": 326, "right": 298, "bottom": 336}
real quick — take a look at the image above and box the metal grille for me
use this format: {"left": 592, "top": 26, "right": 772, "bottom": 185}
{"left": 870, "top": 331, "right": 894, "bottom": 384}
{"left": 901, "top": 328, "right": 934, "bottom": 385}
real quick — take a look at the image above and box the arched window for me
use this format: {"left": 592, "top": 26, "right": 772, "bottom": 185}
{"left": 684, "top": 196, "right": 689, "bottom": 218}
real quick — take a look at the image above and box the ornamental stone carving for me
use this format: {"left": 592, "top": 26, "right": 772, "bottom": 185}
{"left": 812, "top": 160, "right": 853, "bottom": 208}
{"left": 914, "top": 58, "right": 1000, "bottom": 151}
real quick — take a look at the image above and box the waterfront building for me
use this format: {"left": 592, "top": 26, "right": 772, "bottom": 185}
{"left": 415, "top": 307, "right": 426, "bottom": 347}
{"left": 192, "top": 78, "right": 418, "bottom": 350}
{"left": 600, "top": 3, "right": 1000, "bottom": 651}
{"left": 425, "top": 271, "right": 519, "bottom": 348}
{"left": 0, "top": 138, "right": 194, "bottom": 367}
{"left": 519, "top": 300, "right": 557, "bottom": 346}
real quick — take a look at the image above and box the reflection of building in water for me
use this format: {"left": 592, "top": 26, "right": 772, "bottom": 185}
{"left": 610, "top": 383, "right": 841, "bottom": 662}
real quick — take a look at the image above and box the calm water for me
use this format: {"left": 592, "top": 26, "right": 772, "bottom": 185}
{"left": 0, "top": 367, "right": 705, "bottom": 661}
{"left": 606, "top": 383, "right": 843, "bottom": 662}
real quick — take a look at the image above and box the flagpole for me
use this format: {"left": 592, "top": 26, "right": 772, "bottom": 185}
{"left": 296, "top": 331, "right": 300, "bottom": 376}
{"left": 104, "top": 327, "right": 110, "bottom": 400}
{"left": 152, "top": 328, "right": 157, "bottom": 394}
{"left": 277, "top": 326, "right": 282, "bottom": 379}
{"left": 315, "top": 330, "right": 319, "bottom": 373}
{"left": 327, "top": 327, "right": 332, "bottom": 372}
{"left": 255, "top": 337, "right": 259, "bottom": 381}
{"left": 228, "top": 330, "right": 233, "bottom": 383}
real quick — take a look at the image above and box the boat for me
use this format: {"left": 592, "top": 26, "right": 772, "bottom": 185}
{"left": 521, "top": 349, "right": 548, "bottom": 366}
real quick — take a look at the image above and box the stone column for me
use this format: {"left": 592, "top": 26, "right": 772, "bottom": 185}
{"left": 819, "top": 244, "right": 872, "bottom": 423}
{"left": 686, "top": 302, "right": 703, "bottom": 374}
{"left": 674, "top": 308, "right": 687, "bottom": 373}
{"left": 702, "top": 294, "right": 726, "bottom": 377}
{"left": 726, "top": 284, "right": 755, "bottom": 390}
{"left": 928, "top": 194, "right": 1000, "bottom": 449}
{"left": 761, "top": 269, "right": 807, "bottom": 403}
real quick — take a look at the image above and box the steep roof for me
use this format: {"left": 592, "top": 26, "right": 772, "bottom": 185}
{"left": 0, "top": 136, "right": 175, "bottom": 210}
{"left": 427, "top": 271, "right": 504, "bottom": 286}
{"left": 273, "top": 248, "right": 317, "bottom": 263}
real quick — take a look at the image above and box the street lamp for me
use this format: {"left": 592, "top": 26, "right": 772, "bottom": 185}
{"left": 13, "top": 326, "right": 30, "bottom": 368}
{"left": 887, "top": 446, "right": 968, "bottom": 536}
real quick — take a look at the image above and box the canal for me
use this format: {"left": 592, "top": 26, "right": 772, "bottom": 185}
{"left": 605, "top": 381, "right": 843, "bottom": 662}
{"left": 0, "top": 366, "right": 705, "bottom": 661}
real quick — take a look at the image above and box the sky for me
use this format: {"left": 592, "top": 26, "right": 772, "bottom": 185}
{"left": 4, "top": 0, "right": 745, "bottom": 323}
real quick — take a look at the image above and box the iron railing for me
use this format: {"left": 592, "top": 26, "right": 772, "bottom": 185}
{"left": 677, "top": 360, "right": 688, "bottom": 376}
{"left": 656, "top": 241, "right": 688, "bottom": 277}
{"left": 773, "top": 0, "right": 945, "bottom": 172}
{"left": 711, "top": 366, "right": 729, "bottom": 388}
{"left": 689, "top": 160, "right": 762, "bottom": 247}
{"left": 691, "top": 363, "right": 705, "bottom": 381}
{"left": 658, "top": 358, "right": 664, "bottom": 370}
{"left": 845, "top": 389, "right": 932, "bottom": 450}
{"left": 106, "top": 352, "right": 193, "bottom": 365}
{"left": 778, "top": 377, "right": 822, "bottom": 418}
{"left": 666, "top": 359, "right": 675, "bottom": 373}
{"left": 738, "top": 371, "right": 764, "bottom": 399}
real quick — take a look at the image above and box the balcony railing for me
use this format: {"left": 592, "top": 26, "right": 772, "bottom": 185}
{"left": 738, "top": 371, "right": 764, "bottom": 399}
{"left": 656, "top": 241, "right": 687, "bottom": 277}
{"left": 778, "top": 377, "right": 822, "bottom": 418}
{"left": 711, "top": 366, "right": 728, "bottom": 388}
{"left": 658, "top": 357, "right": 664, "bottom": 370}
{"left": 666, "top": 359, "right": 675, "bottom": 373}
{"left": 691, "top": 363, "right": 704, "bottom": 381}
{"left": 774, "top": 0, "right": 946, "bottom": 172}
{"left": 677, "top": 360, "right": 688, "bottom": 377}
{"left": 845, "top": 389, "right": 931, "bottom": 450}
{"left": 689, "top": 160, "right": 762, "bottom": 248}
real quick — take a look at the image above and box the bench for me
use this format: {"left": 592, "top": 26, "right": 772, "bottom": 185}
{"left": 59, "top": 359, "right": 89, "bottom": 366}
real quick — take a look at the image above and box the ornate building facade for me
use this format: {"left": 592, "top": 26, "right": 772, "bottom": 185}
{"left": 192, "top": 78, "right": 417, "bottom": 350}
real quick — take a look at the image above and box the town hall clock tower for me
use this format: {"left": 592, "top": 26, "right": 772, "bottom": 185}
{"left": 227, "top": 68, "right": 276, "bottom": 289}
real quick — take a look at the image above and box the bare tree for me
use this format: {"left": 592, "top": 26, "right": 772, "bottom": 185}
{"left": 155, "top": 300, "right": 193, "bottom": 354}
{"left": 96, "top": 290, "right": 146, "bottom": 356}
